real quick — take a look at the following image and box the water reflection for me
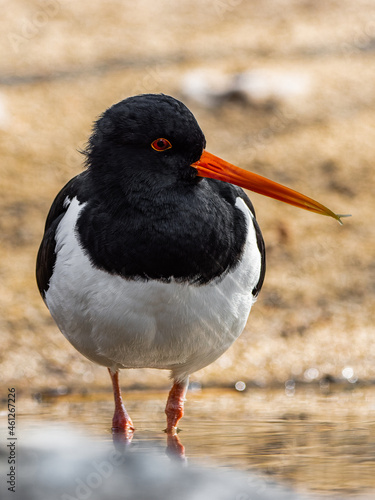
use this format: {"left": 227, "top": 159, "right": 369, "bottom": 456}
{"left": 111, "top": 426, "right": 186, "bottom": 463}
{"left": 5, "top": 426, "right": 302, "bottom": 500}
{"left": 165, "top": 433, "right": 186, "bottom": 462}
{"left": 16, "top": 385, "right": 375, "bottom": 497}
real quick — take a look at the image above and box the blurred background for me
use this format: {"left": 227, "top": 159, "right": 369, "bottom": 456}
{"left": 0, "top": 0, "right": 374, "bottom": 394}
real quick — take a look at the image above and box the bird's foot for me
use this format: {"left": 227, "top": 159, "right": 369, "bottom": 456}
{"left": 111, "top": 404, "right": 134, "bottom": 451}
{"left": 108, "top": 367, "right": 135, "bottom": 440}
{"left": 111, "top": 408, "right": 135, "bottom": 434}
{"left": 165, "top": 379, "right": 188, "bottom": 433}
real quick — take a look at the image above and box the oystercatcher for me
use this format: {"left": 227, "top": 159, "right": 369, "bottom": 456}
{"left": 36, "top": 94, "right": 347, "bottom": 435}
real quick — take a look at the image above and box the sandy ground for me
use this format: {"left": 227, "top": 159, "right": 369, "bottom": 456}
{"left": 0, "top": 0, "right": 374, "bottom": 395}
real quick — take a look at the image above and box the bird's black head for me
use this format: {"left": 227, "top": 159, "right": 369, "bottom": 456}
{"left": 85, "top": 94, "right": 206, "bottom": 194}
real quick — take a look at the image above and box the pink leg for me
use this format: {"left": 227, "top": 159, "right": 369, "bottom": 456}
{"left": 165, "top": 378, "right": 189, "bottom": 433}
{"left": 108, "top": 368, "right": 134, "bottom": 435}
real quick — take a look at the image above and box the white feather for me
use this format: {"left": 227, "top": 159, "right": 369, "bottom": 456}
{"left": 45, "top": 196, "right": 261, "bottom": 380}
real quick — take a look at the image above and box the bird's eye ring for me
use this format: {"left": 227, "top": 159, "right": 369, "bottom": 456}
{"left": 151, "top": 138, "right": 172, "bottom": 151}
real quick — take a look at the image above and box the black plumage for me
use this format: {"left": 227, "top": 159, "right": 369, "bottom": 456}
{"left": 36, "top": 93, "right": 271, "bottom": 436}
{"left": 37, "top": 94, "right": 265, "bottom": 295}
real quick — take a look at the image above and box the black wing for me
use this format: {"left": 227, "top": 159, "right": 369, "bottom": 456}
{"left": 36, "top": 171, "right": 90, "bottom": 299}
{"left": 226, "top": 184, "right": 266, "bottom": 297}
{"left": 204, "top": 180, "right": 265, "bottom": 296}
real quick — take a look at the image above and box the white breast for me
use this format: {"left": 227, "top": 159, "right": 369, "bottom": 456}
{"left": 45, "top": 196, "right": 261, "bottom": 380}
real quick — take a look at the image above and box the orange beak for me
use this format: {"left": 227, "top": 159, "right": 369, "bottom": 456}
{"left": 192, "top": 150, "right": 349, "bottom": 224}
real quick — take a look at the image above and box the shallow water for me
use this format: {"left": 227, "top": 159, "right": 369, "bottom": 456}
{"left": 12, "top": 385, "right": 375, "bottom": 497}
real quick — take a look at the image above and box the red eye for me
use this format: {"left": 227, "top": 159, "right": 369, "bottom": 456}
{"left": 151, "top": 138, "right": 172, "bottom": 151}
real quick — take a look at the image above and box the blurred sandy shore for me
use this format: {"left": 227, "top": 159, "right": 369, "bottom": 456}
{"left": 0, "top": 0, "right": 374, "bottom": 394}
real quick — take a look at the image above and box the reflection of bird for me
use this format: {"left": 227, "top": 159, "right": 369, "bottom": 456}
{"left": 5, "top": 428, "right": 302, "bottom": 500}
{"left": 36, "top": 94, "right": 345, "bottom": 435}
